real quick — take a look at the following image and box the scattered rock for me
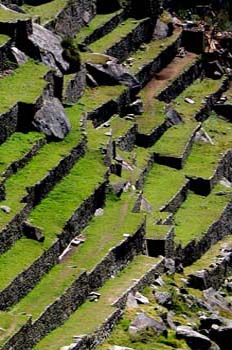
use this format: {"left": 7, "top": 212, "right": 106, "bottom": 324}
{"left": 11, "top": 47, "right": 28, "bottom": 65}
{"left": 176, "top": 326, "right": 213, "bottom": 350}
{"left": 32, "top": 97, "right": 71, "bottom": 140}
{"left": 165, "top": 258, "right": 176, "bottom": 274}
{"left": 94, "top": 208, "right": 104, "bottom": 216}
{"left": 135, "top": 292, "right": 149, "bottom": 304}
{"left": 22, "top": 221, "right": 45, "bottom": 242}
{"left": 126, "top": 293, "right": 138, "bottom": 309}
{"left": 86, "top": 61, "right": 140, "bottom": 88}
{"left": 129, "top": 312, "right": 166, "bottom": 335}
{"left": 153, "top": 19, "right": 173, "bottom": 40}
{"left": 0, "top": 205, "right": 11, "bottom": 213}
{"left": 185, "top": 97, "right": 195, "bottom": 104}
{"left": 86, "top": 73, "right": 98, "bottom": 87}
{"left": 128, "top": 98, "right": 143, "bottom": 115}
{"left": 166, "top": 108, "right": 183, "bottom": 126}
{"left": 154, "top": 291, "right": 172, "bottom": 308}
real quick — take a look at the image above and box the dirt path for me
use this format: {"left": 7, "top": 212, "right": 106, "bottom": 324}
{"left": 142, "top": 52, "right": 198, "bottom": 111}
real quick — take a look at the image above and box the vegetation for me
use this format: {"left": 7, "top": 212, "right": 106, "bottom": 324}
{"left": 0, "top": 60, "right": 49, "bottom": 114}
{"left": 22, "top": 0, "right": 67, "bottom": 24}
{"left": 34, "top": 255, "right": 159, "bottom": 350}
{"left": 90, "top": 18, "right": 145, "bottom": 52}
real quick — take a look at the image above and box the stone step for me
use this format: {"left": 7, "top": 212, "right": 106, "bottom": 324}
{"left": 0, "top": 60, "right": 50, "bottom": 143}
{"left": 0, "top": 152, "right": 107, "bottom": 310}
{"left": 74, "top": 9, "right": 126, "bottom": 47}
{"left": 152, "top": 121, "right": 201, "bottom": 169}
{"left": 175, "top": 184, "right": 232, "bottom": 266}
{"left": 33, "top": 255, "right": 164, "bottom": 350}
{"left": 184, "top": 114, "right": 232, "bottom": 195}
{"left": 0, "top": 104, "right": 85, "bottom": 253}
{"left": 89, "top": 17, "right": 153, "bottom": 62}
{"left": 185, "top": 235, "right": 232, "bottom": 290}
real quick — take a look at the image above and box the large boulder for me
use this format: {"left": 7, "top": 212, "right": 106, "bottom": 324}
{"left": 129, "top": 312, "right": 166, "bottom": 335}
{"left": 210, "top": 325, "right": 232, "bottom": 350}
{"left": 153, "top": 19, "right": 173, "bottom": 40}
{"left": 176, "top": 326, "right": 212, "bottom": 350}
{"left": 86, "top": 61, "right": 140, "bottom": 88}
{"left": 32, "top": 97, "right": 71, "bottom": 140}
{"left": 28, "top": 23, "right": 69, "bottom": 73}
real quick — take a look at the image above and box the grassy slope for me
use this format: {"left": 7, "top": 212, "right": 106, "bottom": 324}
{"left": 89, "top": 18, "right": 144, "bottom": 52}
{"left": 184, "top": 114, "right": 232, "bottom": 179}
{"left": 0, "top": 132, "right": 45, "bottom": 179}
{"left": 12, "top": 192, "right": 141, "bottom": 319}
{"left": 22, "top": 0, "right": 67, "bottom": 24}
{"left": 74, "top": 10, "right": 123, "bottom": 44}
{"left": 0, "top": 60, "right": 49, "bottom": 114}
{"left": 34, "top": 255, "right": 159, "bottom": 350}
{"left": 0, "top": 152, "right": 106, "bottom": 291}
{"left": 143, "top": 163, "right": 186, "bottom": 211}
{"left": 174, "top": 184, "right": 232, "bottom": 246}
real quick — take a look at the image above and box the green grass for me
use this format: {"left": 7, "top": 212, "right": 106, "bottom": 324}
{"left": 117, "top": 147, "right": 151, "bottom": 185}
{"left": 0, "top": 132, "right": 45, "bottom": 179}
{"left": 184, "top": 114, "right": 232, "bottom": 179}
{"left": 0, "top": 311, "right": 28, "bottom": 347}
{"left": 143, "top": 163, "right": 186, "bottom": 211}
{"left": 152, "top": 121, "right": 199, "bottom": 158}
{"left": 0, "top": 7, "right": 28, "bottom": 22}
{"left": 173, "top": 77, "right": 225, "bottom": 121}
{"left": 0, "top": 152, "right": 106, "bottom": 292}
{"left": 184, "top": 235, "right": 232, "bottom": 276}
{"left": 146, "top": 221, "right": 173, "bottom": 240}
{"left": 136, "top": 99, "right": 166, "bottom": 134}
{"left": 0, "top": 83, "right": 122, "bottom": 229}
{"left": 87, "top": 116, "right": 134, "bottom": 151}
{"left": 34, "top": 255, "right": 159, "bottom": 350}
{"left": 0, "top": 34, "right": 9, "bottom": 46}
{"left": 12, "top": 192, "right": 142, "bottom": 319}
{"left": 0, "top": 105, "right": 83, "bottom": 229}
{"left": 89, "top": 18, "right": 144, "bottom": 53}
{"left": 74, "top": 10, "right": 123, "bottom": 44}
{"left": 174, "top": 184, "right": 232, "bottom": 246}
{"left": 22, "top": 0, "right": 67, "bottom": 24}
{"left": 79, "top": 85, "right": 125, "bottom": 111}
{"left": 129, "top": 31, "right": 180, "bottom": 74}
{"left": 0, "top": 60, "right": 49, "bottom": 115}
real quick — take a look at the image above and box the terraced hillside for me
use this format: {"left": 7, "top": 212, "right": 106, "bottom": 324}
{"left": 0, "top": 1, "right": 231, "bottom": 350}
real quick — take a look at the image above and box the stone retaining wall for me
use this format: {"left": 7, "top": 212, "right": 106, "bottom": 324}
{"left": 188, "top": 150, "right": 232, "bottom": 196}
{"left": 0, "top": 179, "right": 107, "bottom": 312}
{"left": 146, "top": 226, "right": 175, "bottom": 258}
{"left": 136, "top": 119, "right": 169, "bottom": 148}
{"left": 0, "top": 136, "right": 87, "bottom": 255}
{"left": 63, "top": 64, "right": 86, "bottom": 104}
{"left": 69, "top": 257, "right": 165, "bottom": 350}
{"left": 45, "top": 0, "right": 97, "bottom": 36}
{"left": 188, "top": 250, "right": 232, "bottom": 290}
{"left": 154, "top": 123, "right": 201, "bottom": 170}
{"left": 161, "top": 180, "right": 190, "bottom": 213}
{"left": 81, "top": 9, "right": 127, "bottom": 46}
{"left": 135, "top": 33, "right": 182, "bottom": 87}
{"left": 176, "top": 200, "right": 232, "bottom": 266}
{"left": 0, "top": 137, "right": 47, "bottom": 200}
{"left": 117, "top": 123, "right": 137, "bottom": 151}
{"left": 157, "top": 58, "right": 203, "bottom": 102}
{"left": 106, "top": 18, "right": 154, "bottom": 63}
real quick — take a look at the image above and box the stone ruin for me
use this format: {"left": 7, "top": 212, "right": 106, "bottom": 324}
{"left": 0, "top": 0, "right": 231, "bottom": 350}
